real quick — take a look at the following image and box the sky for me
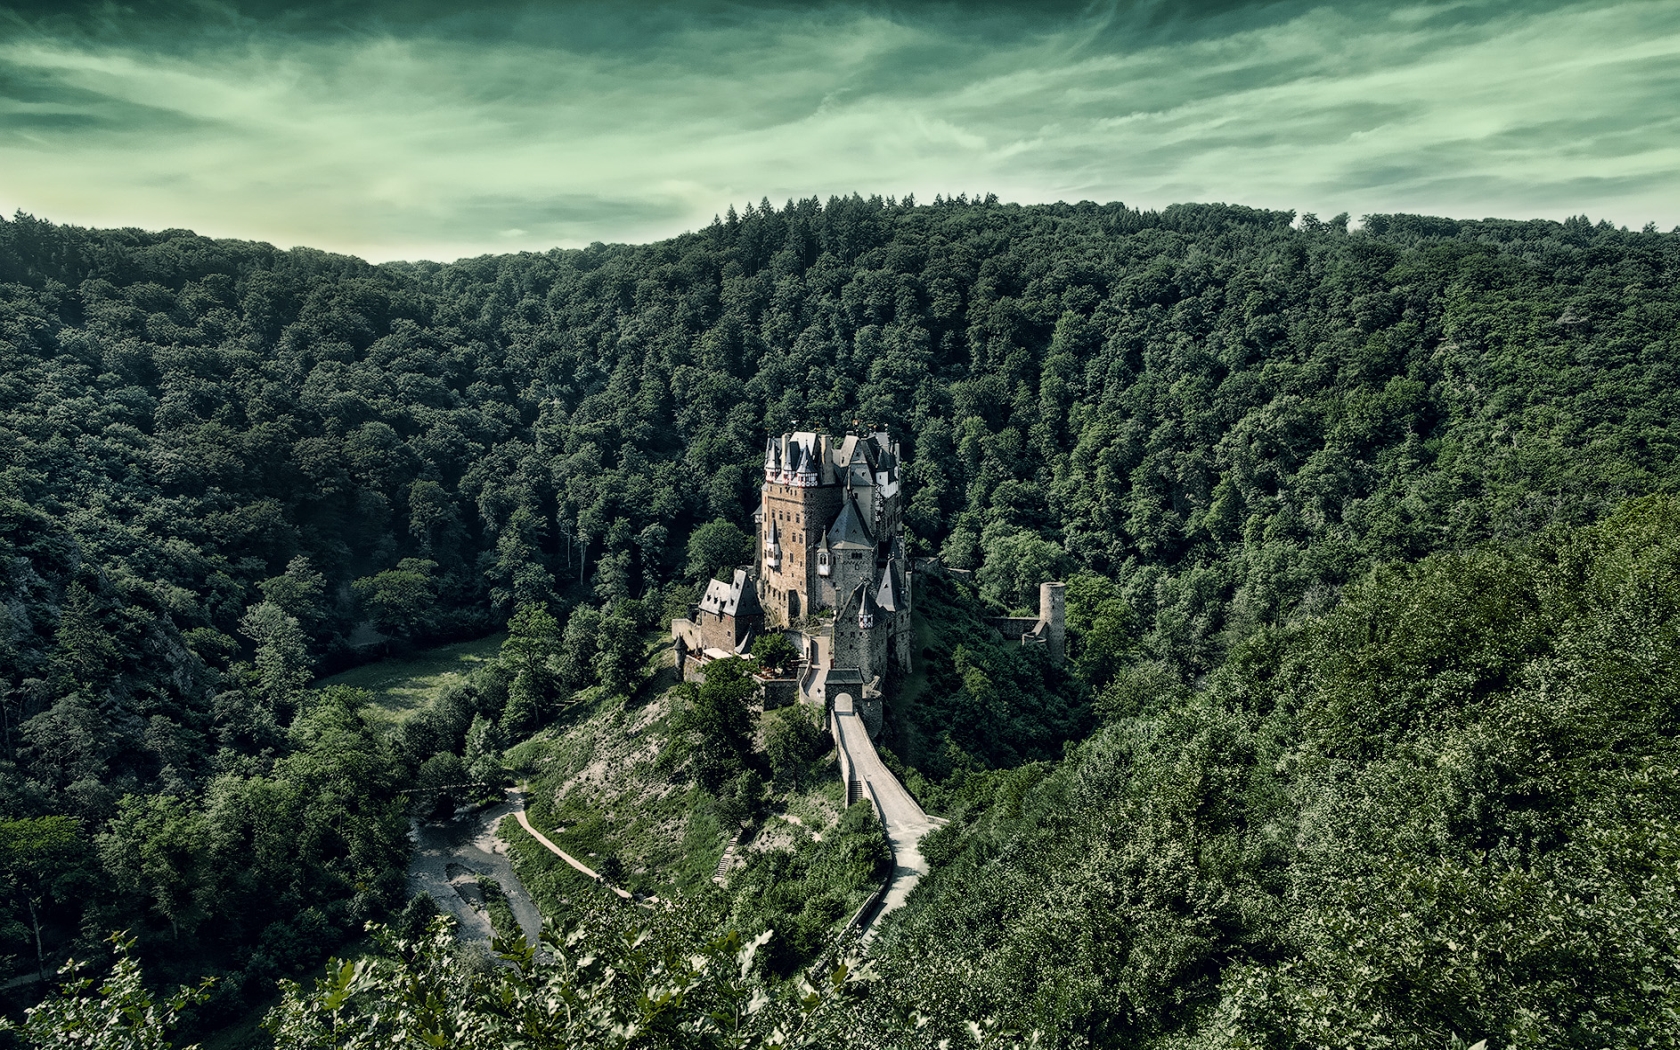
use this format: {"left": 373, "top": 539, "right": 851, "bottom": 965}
{"left": 0, "top": 0, "right": 1676, "bottom": 262}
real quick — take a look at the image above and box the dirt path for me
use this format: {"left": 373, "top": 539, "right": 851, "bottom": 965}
{"left": 407, "top": 792, "right": 544, "bottom": 945}
{"left": 509, "top": 787, "right": 640, "bottom": 901}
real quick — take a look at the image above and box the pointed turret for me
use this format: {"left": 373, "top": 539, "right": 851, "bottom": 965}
{"left": 857, "top": 579, "right": 879, "bottom": 631}
{"left": 816, "top": 529, "right": 833, "bottom": 577}
{"left": 792, "top": 440, "right": 819, "bottom": 487}
{"left": 775, "top": 435, "right": 792, "bottom": 485}
{"left": 876, "top": 558, "right": 906, "bottom": 613}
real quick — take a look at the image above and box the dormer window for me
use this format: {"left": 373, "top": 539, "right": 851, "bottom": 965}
{"left": 817, "top": 550, "right": 831, "bottom": 576}
{"left": 859, "top": 608, "right": 875, "bottom": 630}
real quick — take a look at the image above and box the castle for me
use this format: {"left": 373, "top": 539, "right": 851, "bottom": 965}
{"left": 673, "top": 430, "right": 911, "bottom": 732}
{"left": 673, "top": 429, "right": 1065, "bottom": 737}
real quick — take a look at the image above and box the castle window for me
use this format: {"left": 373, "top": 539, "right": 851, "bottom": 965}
{"left": 817, "top": 550, "right": 830, "bottom": 576}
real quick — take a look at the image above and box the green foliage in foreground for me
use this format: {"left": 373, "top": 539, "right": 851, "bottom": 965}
{"left": 865, "top": 496, "right": 1680, "bottom": 1048}
{"left": 0, "top": 933, "right": 214, "bottom": 1050}
{"left": 264, "top": 910, "right": 872, "bottom": 1050}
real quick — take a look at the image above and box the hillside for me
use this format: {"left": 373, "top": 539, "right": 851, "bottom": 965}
{"left": 2, "top": 199, "right": 1679, "bottom": 1044}
{"left": 502, "top": 662, "right": 891, "bottom": 978}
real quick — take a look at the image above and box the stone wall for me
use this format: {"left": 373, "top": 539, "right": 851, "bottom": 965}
{"left": 980, "top": 581, "right": 1068, "bottom": 664}
{"left": 761, "top": 481, "right": 845, "bottom": 624}
{"left": 986, "top": 616, "right": 1041, "bottom": 636}
{"left": 760, "top": 677, "right": 799, "bottom": 710}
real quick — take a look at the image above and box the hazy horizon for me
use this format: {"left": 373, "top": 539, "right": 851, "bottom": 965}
{"left": 3, "top": 0, "right": 1676, "bottom": 263}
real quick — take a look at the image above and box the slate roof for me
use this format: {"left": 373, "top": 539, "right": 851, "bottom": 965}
{"left": 877, "top": 558, "right": 906, "bottom": 612}
{"left": 698, "top": 568, "right": 764, "bottom": 618}
{"left": 856, "top": 578, "right": 881, "bottom": 621}
{"left": 836, "top": 434, "right": 862, "bottom": 467}
{"left": 826, "top": 494, "right": 874, "bottom": 550}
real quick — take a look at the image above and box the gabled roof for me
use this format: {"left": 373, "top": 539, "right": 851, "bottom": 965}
{"left": 698, "top": 578, "right": 732, "bottom": 615}
{"left": 729, "top": 569, "right": 764, "bottom": 617}
{"left": 698, "top": 569, "right": 764, "bottom": 618}
{"left": 836, "top": 434, "right": 861, "bottom": 467}
{"left": 826, "top": 494, "right": 874, "bottom": 550}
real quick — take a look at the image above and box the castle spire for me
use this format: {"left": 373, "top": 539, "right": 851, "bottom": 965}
{"left": 857, "top": 579, "right": 879, "bottom": 630}
{"left": 793, "top": 440, "right": 818, "bottom": 486}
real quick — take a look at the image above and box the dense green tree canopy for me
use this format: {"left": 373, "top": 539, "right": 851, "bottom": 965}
{"left": 3, "top": 197, "right": 1680, "bottom": 1044}
{"left": 869, "top": 497, "right": 1680, "bottom": 1047}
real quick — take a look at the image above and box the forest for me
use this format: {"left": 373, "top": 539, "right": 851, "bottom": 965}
{"left": 0, "top": 196, "right": 1677, "bottom": 1046}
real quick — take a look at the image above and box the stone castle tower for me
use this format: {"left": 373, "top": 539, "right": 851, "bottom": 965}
{"left": 757, "top": 431, "right": 905, "bottom": 627}
{"left": 760, "top": 430, "right": 912, "bottom": 731}
{"left": 674, "top": 428, "right": 916, "bottom": 736}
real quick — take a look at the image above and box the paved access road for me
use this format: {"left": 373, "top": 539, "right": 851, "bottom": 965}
{"left": 831, "top": 695, "right": 946, "bottom": 942}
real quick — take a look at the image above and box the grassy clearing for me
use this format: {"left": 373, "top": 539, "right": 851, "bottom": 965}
{"left": 506, "top": 674, "right": 726, "bottom": 901}
{"left": 315, "top": 633, "right": 505, "bottom": 722}
{"left": 502, "top": 818, "right": 606, "bottom": 913}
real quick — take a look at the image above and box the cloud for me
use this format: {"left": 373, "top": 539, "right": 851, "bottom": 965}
{"left": 0, "top": 0, "right": 1675, "bottom": 260}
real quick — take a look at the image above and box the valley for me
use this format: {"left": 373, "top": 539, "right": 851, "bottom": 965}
{"left": 3, "top": 200, "right": 1678, "bottom": 1046}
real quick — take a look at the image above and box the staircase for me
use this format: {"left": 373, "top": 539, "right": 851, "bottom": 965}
{"left": 711, "top": 827, "right": 749, "bottom": 885}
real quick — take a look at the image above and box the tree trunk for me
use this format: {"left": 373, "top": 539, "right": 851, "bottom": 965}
{"left": 26, "top": 897, "right": 43, "bottom": 980}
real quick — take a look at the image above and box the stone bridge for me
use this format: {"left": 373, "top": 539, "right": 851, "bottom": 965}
{"left": 829, "top": 692, "right": 945, "bottom": 944}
